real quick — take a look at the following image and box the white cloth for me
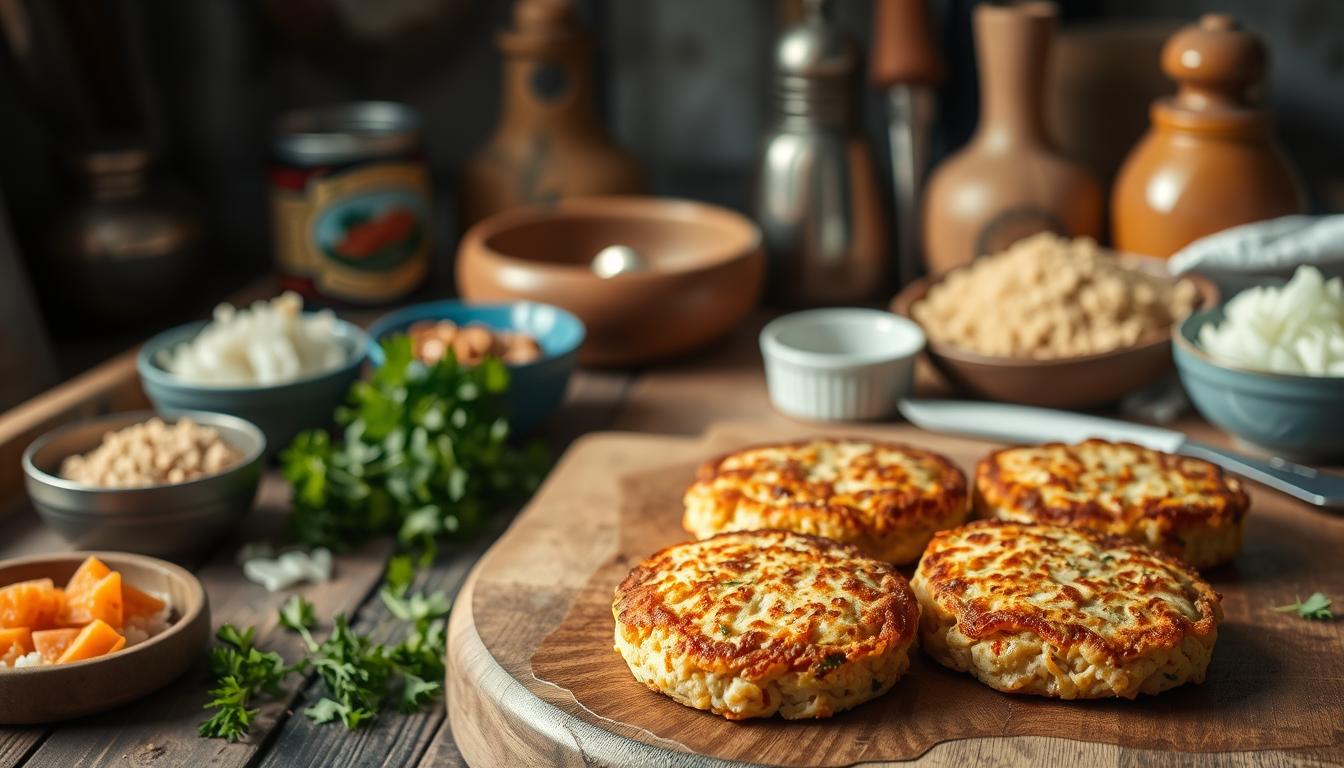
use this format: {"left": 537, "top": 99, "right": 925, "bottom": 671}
{"left": 1167, "top": 216, "right": 1344, "bottom": 285}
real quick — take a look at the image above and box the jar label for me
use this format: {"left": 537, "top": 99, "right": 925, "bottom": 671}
{"left": 272, "top": 162, "right": 430, "bottom": 303}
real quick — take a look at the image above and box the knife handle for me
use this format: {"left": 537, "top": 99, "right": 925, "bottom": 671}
{"left": 870, "top": 0, "right": 943, "bottom": 87}
{"left": 1182, "top": 442, "right": 1344, "bottom": 511}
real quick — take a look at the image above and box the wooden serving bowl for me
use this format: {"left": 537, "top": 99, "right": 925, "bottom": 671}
{"left": 891, "top": 264, "right": 1219, "bottom": 409}
{"left": 456, "top": 196, "right": 764, "bottom": 367}
{"left": 0, "top": 551, "right": 209, "bottom": 724}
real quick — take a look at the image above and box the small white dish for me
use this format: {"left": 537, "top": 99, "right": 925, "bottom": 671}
{"left": 760, "top": 309, "right": 925, "bottom": 421}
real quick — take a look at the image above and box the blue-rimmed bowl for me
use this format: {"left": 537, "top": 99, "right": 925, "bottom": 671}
{"left": 367, "top": 300, "right": 584, "bottom": 434}
{"left": 137, "top": 317, "right": 368, "bottom": 452}
{"left": 1174, "top": 308, "right": 1344, "bottom": 462}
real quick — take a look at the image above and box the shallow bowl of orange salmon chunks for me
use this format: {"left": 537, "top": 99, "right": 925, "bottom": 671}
{"left": 0, "top": 552, "right": 209, "bottom": 724}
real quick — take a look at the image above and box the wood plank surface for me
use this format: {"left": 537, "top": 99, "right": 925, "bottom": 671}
{"left": 0, "top": 370, "right": 633, "bottom": 767}
{"left": 3, "top": 296, "right": 1341, "bottom": 767}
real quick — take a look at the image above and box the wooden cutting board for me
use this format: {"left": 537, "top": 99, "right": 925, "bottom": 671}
{"left": 445, "top": 422, "right": 1344, "bottom": 767}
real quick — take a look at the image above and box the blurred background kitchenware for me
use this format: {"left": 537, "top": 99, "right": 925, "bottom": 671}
{"left": 1174, "top": 308, "right": 1344, "bottom": 462}
{"left": 38, "top": 144, "right": 202, "bottom": 331}
{"left": 0, "top": 551, "right": 210, "bottom": 724}
{"left": 760, "top": 308, "right": 924, "bottom": 422}
{"left": 891, "top": 264, "right": 1219, "bottom": 409}
{"left": 136, "top": 318, "right": 368, "bottom": 451}
{"left": 0, "top": 192, "right": 57, "bottom": 412}
{"left": 921, "top": 1, "right": 1102, "bottom": 276}
{"left": 869, "top": 0, "right": 941, "bottom": 290}
{"left": 1045, "top": 19, "right": 1181, "bottom": 192}
{"left": 367, "top": 299, "right": 585, "bottom": 434}
{"left": 456, "top": 196, "right": 762, "bottom": 367}
{"left": 271, "top": 102, "right": 432, "bottom": 307}
{"left": 22, "top": 411, "right": 264, "bottom": 558}
{"left": 754, "top": 0, "right": 888, "bottom": 306}
{"left": 1112, "top": 14, "right": 1306, "bottom": 258}
{"left": 461, "top": 0, "right": 646, "bottom": 229}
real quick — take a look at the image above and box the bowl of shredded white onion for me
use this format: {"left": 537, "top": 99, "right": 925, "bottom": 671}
{"left": 1174, "top": 266, "right": 1344, "bottom": 461}
{"left": 137, "top": 293, "right": 368, "bottom": 452}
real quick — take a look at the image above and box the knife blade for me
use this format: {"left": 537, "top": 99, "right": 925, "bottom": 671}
{"left": 899, "top": 398, "right": 1344, "bottom": 510}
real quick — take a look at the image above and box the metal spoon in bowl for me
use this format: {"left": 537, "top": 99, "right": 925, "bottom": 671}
{"left": 591, "top": 245, "right": 648, "bottom": 278}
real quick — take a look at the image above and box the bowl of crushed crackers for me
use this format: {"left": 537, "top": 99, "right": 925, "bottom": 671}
{"left": 891, "top": 233, "right": 1218, "bottom": 408}
{"left": 22, "top": 411, "right": 264, "bottom": 557}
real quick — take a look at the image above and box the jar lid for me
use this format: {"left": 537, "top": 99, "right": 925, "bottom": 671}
{"left": 273, "top": 102, "right": 421, "bottom": 165}
{"left": 775, "top": 0, "right": 857, "bottom": 81}
{"left": 1159, "top": 14, "right": 1266, "bottom": 118}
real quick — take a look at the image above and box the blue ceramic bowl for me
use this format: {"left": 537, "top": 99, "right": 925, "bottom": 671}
{"left": 137, "top": 317, "right": 369, "bottom": 453}
{"left": 1174, "top": 308, "right": 1344, "bottom": 462}
{"left": 367, "top": 300, "right": 584, "bottom": 435}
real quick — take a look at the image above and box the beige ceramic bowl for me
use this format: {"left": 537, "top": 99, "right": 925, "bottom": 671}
{"left": 0, "top": 551, "right": 209, "bottom": 724}
{"left": 456, "top": 196, "right": 764, "bottom": 367}
{"left": 891, "top": 265, "right": 1219, "bottom": 409}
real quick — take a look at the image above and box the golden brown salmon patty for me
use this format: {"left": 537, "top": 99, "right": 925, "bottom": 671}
{"left": 683, "top": 438, "right": 969, "bottom": 564}
{"left": 975, "top": 439, "right": 1249, "bottom": 568}
{"left": 911, "top": 520, "right": 1221, "bottom": 699}
{"left": 612, "top": 530, "right": 919, "bottom": 720}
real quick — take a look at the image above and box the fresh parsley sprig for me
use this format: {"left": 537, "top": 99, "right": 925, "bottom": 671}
{"left": 198, "top": 625, "right": 303, "bottom": 742}
{"left": 281, "top": 336, "right": 549, "bottom": 553}
{"left": 1272, "top": 592, "right": 1334, "bottom": 621}
{"left": 201, "top": 583, "right": 453, "bottom": 742}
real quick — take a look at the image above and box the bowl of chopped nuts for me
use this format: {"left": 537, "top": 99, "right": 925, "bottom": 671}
{"left": 22, "top": 411, "right": 265, "bottom": 558}
{"left": 891, "top": 234, "right": 1219, "bottom": 408}
{"left": 367, "top": 300, "right": 585, "bottom": 434}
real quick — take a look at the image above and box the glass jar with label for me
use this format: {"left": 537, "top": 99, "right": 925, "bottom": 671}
{"left": 271, "top": 102, "right": 431, "bottom": 305}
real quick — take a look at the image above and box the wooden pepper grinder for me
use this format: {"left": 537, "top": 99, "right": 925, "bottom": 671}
{"left": 462, "top": 0, "right": 645, "bottom": 228}
{"left": 921, "top": 2, "right": 1101, "bottom": 275}
{"left": 1111, "top": 14, "right": 1304, "bottom": 258}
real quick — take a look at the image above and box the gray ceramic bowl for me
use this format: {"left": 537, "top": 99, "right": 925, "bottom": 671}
{"left": 136, "top": 316, "right": 367, "bottom": 453}
{"left": 1174, "top": 309, "right": 1344, "bottom": 462}
{"left": 22, "top": 410, "right": 265, "bottom": 558}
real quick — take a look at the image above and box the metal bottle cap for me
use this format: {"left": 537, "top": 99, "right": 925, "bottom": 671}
{"left": 273, "top": 102, "right": 422, "bottom": 165}
{"left": 774, "top": 0, "right": 857, "bottom": 122}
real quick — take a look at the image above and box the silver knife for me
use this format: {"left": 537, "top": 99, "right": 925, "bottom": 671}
{"left": 899, "top": 398, "right": 1344, "bottom": 510}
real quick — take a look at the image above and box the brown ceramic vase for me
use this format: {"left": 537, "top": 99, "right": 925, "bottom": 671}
{"left": 921, "top": 1, "right": 1102, "bottom": 275}
{"left": 460, "top": 0, "right": 645, "bottom": 228}
{"left": 1111, "top": 14, "right": 1305, "bottom": 258}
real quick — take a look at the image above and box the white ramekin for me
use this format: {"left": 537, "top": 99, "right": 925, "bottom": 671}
{"left": 760, "top": 308, "right": 925, "bottom": 422}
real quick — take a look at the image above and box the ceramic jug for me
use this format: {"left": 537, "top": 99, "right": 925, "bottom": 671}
{"left": 921, "top": 1, "right": 1101, "bottom": 275}
{"left": 1111, "top": 14, "right": 1304, "bottom": 258}
{"left": 461, "top": 0, "right": 645, "bottom": 228}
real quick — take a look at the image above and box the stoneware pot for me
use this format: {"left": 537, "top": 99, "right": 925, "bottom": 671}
{"left": 891, "top": 264, "right": 1218, "bottom": 408}
{"left": 0, "top": 551, "right": 209, "bottom": 724}
{"left": 1174, "top": 309, "right": 1344, "bottom": 461}
{"left": 456, "top": 196, "right": 764, "bottom": 367}
{"left": 1111, "top": 14, "right": 1304, "bottom": 257}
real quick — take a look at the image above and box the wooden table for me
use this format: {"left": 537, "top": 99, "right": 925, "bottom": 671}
{"left": 0, "top": 308, "right": 1318, "bottom": 768}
